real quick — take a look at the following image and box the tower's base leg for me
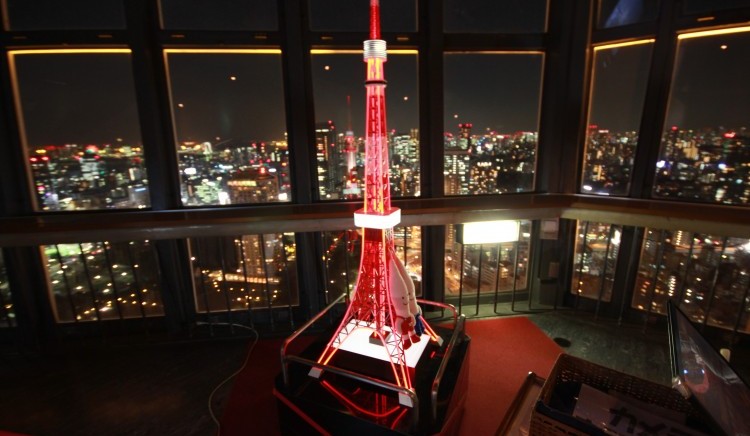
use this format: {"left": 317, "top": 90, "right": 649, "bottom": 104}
{"left": 275, "top": 323, "right": 470, "bottom": 435}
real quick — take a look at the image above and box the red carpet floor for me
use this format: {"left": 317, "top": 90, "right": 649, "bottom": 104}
{"left": 219, "top": 316, "right": 562, "bottom": 435}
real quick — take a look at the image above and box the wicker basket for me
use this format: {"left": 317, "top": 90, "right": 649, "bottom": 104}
{"left": 529, "top": 354, "right": 704, "bottom": 435}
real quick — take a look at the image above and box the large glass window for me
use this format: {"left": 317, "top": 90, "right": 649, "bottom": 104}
{"left": 311, "top": 51, "right": 419, "bottom": 200}
{"left": 165, "top": 50, "right": 290, "bottom": 206}
{"left": 322, "top": 226, "right": 422, "bottom": 304}
{"left": 633, "top": 229, "right": 750, "bottom": 333}
{"left": 582, "top": 40, "right": 654, "bottom": 196}
{"left": 3, "top": 0, "right": 126, "bottom": 30}
{"left": 654, "top": 27, "right": 750, "bottom": 206}
{"left": 597, "top": 0, "right": 660, "bottom": 29}
{"left": 190, "top": 233, "right": 297, "bottom": 313}
{"left": 571, "top": 221, "right": 622, "bottom": 302}
{"left": 444, "top": 0, "right": 547, "bottom": 33}
{"left": 444, "top": 53, "right": 542, "bottom": 195}
{"left": 10, "top": 50, "right": 148, "bottom": 211}
{"left": 0, "top": 253, "right": 14, "bottom": 328}
{"left": 160, "top": 0, "right": 278, "bottom": 30}
{"left": 43, "top": 241, "right": 165, "bottom": 323}
{"left": 308, "top": 0, "right": 416, "bottom": 32}
{"left": 444, "top": 220, "right": 531, "bottom": 297}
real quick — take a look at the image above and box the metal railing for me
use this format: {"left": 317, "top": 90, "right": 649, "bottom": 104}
{"left": 280, "top": 295, "right": 462, "bottom": 430}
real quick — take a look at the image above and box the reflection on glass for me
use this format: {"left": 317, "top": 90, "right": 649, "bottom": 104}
{"left": 322, "top": 227, "right": 422, "bottom": 303}
{"left": 44, "top": 241, "right": 164, "bottom": 323}
{"left": 444, "top": 221, "right": 531, "bottom": 296}
{"left": 597, "top": 0, "right": 660, "bottom": 29}
{"left": 633, "top": 229, "right": 750, "bottom": 331}
{"left": 160, "top": 0, "right": 278, "bottom": 30}
{"left": 444, "top": 54, "right": 542, "bottom": 195}
{"left": 0, "top": 253, "right": 14, "bottom": 328}
{"left": 165, "top": 50, "right": 290, "bottom": 206}
{"left": 308, "top": 0, "right": 416, "bottom": 32}
{"left": 4, "top": 0, "right": 125, "bottom": 30}
{"left": 11, "top": 51, "right": 148, "bottom": 211}
{"left": 444, "top": 0, "right": 547, "bottom": 33}
{"left": 191, "top": 234, "right": 298, "bottom": 312}
{"left": 311, "top": 52, "right": 419, "bottom": 200}
{"left": 654, "top": 28, "right": 750, "bottom": 206}
{"left": 582, "top": 41, "right": 653, "bottom": 196}
{"left": 571, "top": 221, "right": 621, "bottom": 302}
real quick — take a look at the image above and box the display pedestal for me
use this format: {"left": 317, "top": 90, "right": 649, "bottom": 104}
{"left": 275, "top": 311, "right": 469, "bottom": 435}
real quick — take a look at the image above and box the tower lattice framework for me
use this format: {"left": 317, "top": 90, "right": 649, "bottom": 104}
{"left": 314, "top": 0, "right": 412, "bottom": 392}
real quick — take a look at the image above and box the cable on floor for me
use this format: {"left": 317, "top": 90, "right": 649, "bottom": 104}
{"left": 196, "top": 322, "right": 259, "bottom": 435}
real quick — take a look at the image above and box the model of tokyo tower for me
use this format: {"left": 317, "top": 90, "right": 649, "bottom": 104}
{"left": 309, "top": 0, "right": 441, "bottom": 406}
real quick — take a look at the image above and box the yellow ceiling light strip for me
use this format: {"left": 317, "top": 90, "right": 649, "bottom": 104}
{"left": 679, "top": 25, "right": 750, "bottom": 40}
{"left": 311, "top": 49, "right": 418, "bottom": 55}
{"left": 9, "top": 48, "right": 132, "bottom": 56}
{"left": 594, "top": 39, "right": 655, "bottom": 51}
{"left": 164, "top": 48, "right": 281, "bottom": 54}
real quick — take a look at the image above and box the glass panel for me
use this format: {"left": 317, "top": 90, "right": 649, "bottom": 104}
{"left": 191, "top": 233, "right": 298, "bottom": 312}
{"left": 11, "top": 51, "right": 148, "bottom": 211}
{"left": 571, "top": 221, "right": 622, "bottom": 302}
{"left": 673, "top": 234, "right": 726, "bottom": 323}
{"left": 444, "top": 220, "right": 531, "bottom": 297}
{"left": 444, "top": 53, "right": 542, "bottom": 195}
{"left": 311, "top": 51, "right": 419, "bottom": 200}
{"left": 706, "top": 238, "right": 750, "bottom": 331}
{"left": 684, "top": 0, "right": 750, "bottom": 14}
{"left": 43, "top": 241, "right": 165, "bottom": 323}
{"left": 0, "top": 253, "right": 14, "bottom": 328}
{"left": 309, "top": 0, "right": 416, "bottom": 32}
{"left": 632, "top": 228, "right": 670, "bottom": 315}
{"left": 165, "top": 50, "right": 290, "bottom": 206}
{"left": 322, "top": 226, "right": 422, "bottom": 304}
{"left": 582, "top": 41, "right": 653, "bottom": 196}
{"left": 160, "top": 0, "right": 278, "bottom": 31}
{"left": 654, "top": 28, "right": 750, "bottom": 206}
{"left": 632, "top": 229, "right": 750, "bottom": 329}
{"left": 4, "top": 0, "right": 125, "bottom": 30}
{"left": 444, "top": 0, "right": 547, "bottom": 33}
{"left": 597, "top": 0, "right": 660, "bottom": 29}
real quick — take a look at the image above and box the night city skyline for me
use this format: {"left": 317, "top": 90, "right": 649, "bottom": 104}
{"left": 12, "top": 31, "right": 750, "bottom": 148}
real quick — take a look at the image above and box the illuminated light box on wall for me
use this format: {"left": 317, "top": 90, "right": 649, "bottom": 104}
{"left": 458, "top": 220, "right": 520, "bottom": 244}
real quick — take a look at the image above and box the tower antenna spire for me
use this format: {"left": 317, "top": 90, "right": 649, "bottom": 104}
{"left": 370, "top": 0, "right": 381, "bottom": 40}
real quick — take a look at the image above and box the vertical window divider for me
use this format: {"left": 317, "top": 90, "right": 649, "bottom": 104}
{"left": 630, "top": 0, "right": 681, "bottom": 198}
{"left": 217, "top": 237, "right": 235, "bottom": 334}
{"left": 125, "top": 241, "right": 148, "bottom": 334}
{"left": 53, "top": 245, "right": 78, "bottom": 323}
{"left": 281, "top": 233, "right": 295, "bottom": 329}
{"left": 238, "top": 236, "right": 255, "bottom": 329}
{"left": 102, "top": 242, "right": 125, "bottom": 321}
{"left": 643, "top": 229, "right": 667, "bottom": 332}
{"left": 594, "top": 224, "right": 615, "bottom": 319}
{"left": 78, "top": 243, "right": 103, "bottom": 325}
{"left": 259, "top": 233, "right": 275, "bottom": 329}
{"left": 702, "top": 236, "right": 729, "bottom": 328}
{"left": 194, "top": 238, "right": 214, "bottom": 336}
{"left": 676, "top": 236, "right": 696, "bottom": 305}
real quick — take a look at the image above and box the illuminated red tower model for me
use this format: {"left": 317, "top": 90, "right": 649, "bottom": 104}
{"left": 310, "top": 0, "right": 439, "bottom": 406}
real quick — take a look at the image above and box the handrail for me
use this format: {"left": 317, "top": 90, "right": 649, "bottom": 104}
{"left": 431, "top": 314, "right": 466, "bottom": 422}
{"left": 285, "top": 354, "right": 419, "bottom": 421}
{"left": 280, "top": 292, "right": 346, "bottom": 386}
{"left": 280, "top": 296, "right": 464, "bottom": 431}
{"left": 3, "top": 193, "right": 749, "bottom": 246}
{"left": 417, "top": 298, "right": 458, "bottom": 325}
